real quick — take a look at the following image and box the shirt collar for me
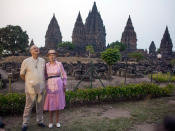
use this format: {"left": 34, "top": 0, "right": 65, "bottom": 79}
{"left": 31, "top": 56, "right": 39, "bottom": 61}
{"left": 48, "top": 61, "right": 57, "bottom": 66}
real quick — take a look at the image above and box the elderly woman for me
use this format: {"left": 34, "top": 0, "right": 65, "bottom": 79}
{"left": 44, "top": 49, "right": 67, "bottom": 128}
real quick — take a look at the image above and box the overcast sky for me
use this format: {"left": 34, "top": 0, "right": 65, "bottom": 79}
{"left": 0, "top": 0, "right": 175, "bottom": 50}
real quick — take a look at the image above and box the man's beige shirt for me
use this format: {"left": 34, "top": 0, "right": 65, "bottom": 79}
{"left": 20, "top": 57, "right": 45, "bottom": 94}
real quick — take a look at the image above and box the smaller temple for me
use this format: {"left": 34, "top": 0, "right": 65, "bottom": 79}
{"left": 149, "top": 41, "right": 156, "bottom": 56}
{"left": 45, "top": 14, "right": 62, "bottom": 49}
{"left": 121, "top": 15, "right": 137, "bottom": 53}
{"left": 160, "top": 26, "right": 173, "bottom": 58}
{"left": 72, "top": 12, "right": 86, "bottom": 54}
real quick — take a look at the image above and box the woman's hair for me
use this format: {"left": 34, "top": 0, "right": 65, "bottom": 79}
{"left": 47, "top": 49, "right": 58, "bottom": 57}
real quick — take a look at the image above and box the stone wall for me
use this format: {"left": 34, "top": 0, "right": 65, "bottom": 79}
{"left": 0, "top": 58, "right": 173, "bottom": 82}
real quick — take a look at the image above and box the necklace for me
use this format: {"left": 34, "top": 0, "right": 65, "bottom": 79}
{"left": 32, "top": 58, "right": 39, "bottom": 69}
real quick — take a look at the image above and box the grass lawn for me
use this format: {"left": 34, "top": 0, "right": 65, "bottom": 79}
{"left": 2, "top": 95, "right": 175, "bottom": 131}
{"left": 150, "top": 72, "right": 175, "bottom": 83}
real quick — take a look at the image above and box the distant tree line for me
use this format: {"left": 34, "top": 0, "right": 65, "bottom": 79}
{"left": 0, "top": 25, "right": 29, "bottom": 56}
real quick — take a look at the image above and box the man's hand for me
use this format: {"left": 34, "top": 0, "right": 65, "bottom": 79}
{"left": 20, "top": 74, "right": 25, "bottom": 81}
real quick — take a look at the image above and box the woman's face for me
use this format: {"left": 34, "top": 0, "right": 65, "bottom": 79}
{"left": 48, "top": 54, "right": 56, "bottom": 62}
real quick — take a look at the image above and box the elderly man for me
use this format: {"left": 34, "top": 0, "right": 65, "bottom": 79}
{"left": 20, "top": 45, "right": 46, "bottom": 131}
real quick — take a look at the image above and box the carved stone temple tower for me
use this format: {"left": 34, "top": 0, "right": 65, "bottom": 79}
{"left": 84, "top": 2, "right": 106, "bottom": 52}
{"left": 121, "top": 15, "right": 137, "bottom": 52}
{"left": 72, "top": 12, "right": 86, "bottom": 54}
{"left": 72, "top": 2, "right": 106, "bottom": 54}
{"left": 160, "top": 26, "right": 173, "bottom": 58}
{"left": 45, "top": 14, "right": 62, "bottom": 49}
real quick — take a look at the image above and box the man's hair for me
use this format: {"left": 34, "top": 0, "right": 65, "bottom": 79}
{"left": 30, "top": 45, "right": 38, "bottom": 52}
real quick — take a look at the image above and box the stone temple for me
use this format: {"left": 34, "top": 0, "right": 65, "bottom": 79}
{"left": 160, "top": 26, "right": 173, "bottom": 58}
{"left": 72, "top": 12, "right": 86, "bottom": 55}
{"left": 85, "top": 2, "right": 106, "bottom": 52}
{"left": 45, "top": 14, "right": 62, "bottom": 49}
{"left": 149, "top": 41, "right": 156, "bottom": 56}
{"left": 72, "top": 2, "right": 106, "bottom": 54}
{"left": 121, "top": 15, "right": 137, "bottom": 52}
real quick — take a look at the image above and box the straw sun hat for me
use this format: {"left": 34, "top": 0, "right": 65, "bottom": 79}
{"left": 47, "top": 49, "right": 58, "bottom": 56}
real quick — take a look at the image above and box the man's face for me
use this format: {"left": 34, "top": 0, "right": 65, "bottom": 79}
{"left": 30, "top": 46, "right": 39, "bottom": 56}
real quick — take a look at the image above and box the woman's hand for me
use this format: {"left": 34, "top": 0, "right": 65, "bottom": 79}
{"left": 63, "top": 84, "right": 66, "bottom": 92}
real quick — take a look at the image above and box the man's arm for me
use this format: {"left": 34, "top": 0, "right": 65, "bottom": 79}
{"left": 20, "top": 60, "right": 26, "bottom": 81}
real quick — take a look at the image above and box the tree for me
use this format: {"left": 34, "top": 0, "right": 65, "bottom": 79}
{"left": 101, "top": 48, "right": 120, "bottom": 78}
{"left": 58, "top": 41, "right": 75, "bottom": 50}
{"left": 128, "top": 52, "right": 144, "bottom": 62}
{"left": 157, "top": 48, "right": 161, "bottom": 53}
{"left": 108, "top": 41, "right": 126, "bottom": 52}
{"left": 171, "top": 59, "right": 175, "bottom": 74}
{"left": 86, "top": 45, "right": 94, "bottom": 57}
{"left": 0, "top": 25, "right": 29, "bottom": 55}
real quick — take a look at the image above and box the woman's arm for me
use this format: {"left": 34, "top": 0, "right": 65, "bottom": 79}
{"left": 45, "top": 64, "right": 48, "bottom": 80}
{"left": 60, "top": 62, "right": 67, "bottom": 86}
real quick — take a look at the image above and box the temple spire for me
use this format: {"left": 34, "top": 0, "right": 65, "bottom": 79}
{"left": 126, "top": 15, "right": 134, "bottom": 30}
{"left": 160, "top": 26, "right": 173, "bottom": 58}
{"left": 72, "top": 11, "right": 86, "bottom": 54}
{"left": 45, "top": 15, "right": 62, "bottom": 49}
{"left": 149, "top": 41, "right": 156, "bottom": 56}
{"left": 85, "top": 2, "right": 106, "bottom": 52}
{"left": 92, "top": 2, "right": 97, "bottom": 13}
{"left": 77, "top": 11, "right": 82, "bottom": 22}
{"left": 121, "top": 15, "right": 137, "bottom": 51}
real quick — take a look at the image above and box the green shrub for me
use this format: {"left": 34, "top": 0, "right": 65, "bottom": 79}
{"left": 108, "top": 41, "right": 126, "bottom": 52}
{"left": 128, "top": 52, "right": 144, "bottom": 62}
{"left": 150, "top": 72, "right": 175, "bottom": 82}
{"left": 0, "top": 83, "right": 174, "bottom": 115}
{"left": 58, "top": 41, "right": 75, "bottom": 50}
{"left": 0, "top": 93, "right": 25, "bottom": 116}
{"left": 65, "top": 83, "right": 174, "bottom": 106}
